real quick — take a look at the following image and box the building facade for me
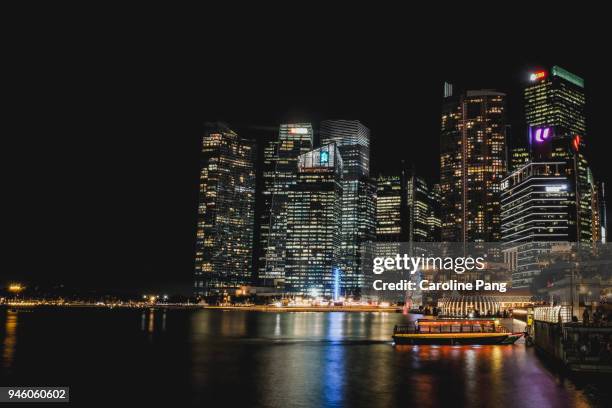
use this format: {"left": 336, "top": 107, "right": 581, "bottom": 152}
{"left": 502, "top": 65, "right": 604, "bottom": 290}
{"left": 407, "top": 175, "right": 440, "bottom": 242}
{"left": 525, "top": 66, "right": 586, "bottom": 138}
{"left": 194, "top": 123, "right": 256, "bottom": 296}
{"left": 258, "top": 124, "right": 314, "bottom": 286}
{"left": 427, "top": 183, "right": 442, "bottom": 241}
{"left": 501, "top": 161, "right": 577, "bottom": 288}
{"left": 320, "top": 120, "right": 375, "bottom": 294}
{"left": 440, "top": 88, "right": 507, "bottom": 242}
{"left": 376, "top": 173, "right": 440, "bottom": 244}
{"left": 376, "top": 175, "right": 406, "bottom": 242}
{"left": 524, "top": 66, "right": 601, "bottom": 245}
{"left": 285, "top": 143, "right": 343, "bottom": 296}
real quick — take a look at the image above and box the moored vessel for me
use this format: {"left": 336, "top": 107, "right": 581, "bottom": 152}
{"left": 393, "top": 318, "right": 523, "bottom": 345}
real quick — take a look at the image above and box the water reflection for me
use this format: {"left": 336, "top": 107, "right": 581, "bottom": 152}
{"left": 324, "top": 314, "right": 344, "bottom": 407}
{"left": 148, "top": 308, "right": 155, "bottom": 333}
{"left": 188, "top": 311, "right": 605, "bottom": 408}
{"left": 2, "top": 310, "right": 18, "bottom": 370}
{"left": 0, "top": 309, "right": 605, "bottom": 408}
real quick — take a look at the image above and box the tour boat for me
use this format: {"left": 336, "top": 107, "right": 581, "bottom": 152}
{"left": 392, "top": 318, "right": 524, "bottom": 345}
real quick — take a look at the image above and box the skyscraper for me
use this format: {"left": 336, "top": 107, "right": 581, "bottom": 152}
{"left": 407, "top": 175, "right": 439, "bottom": 242}
{"left": 440, "top": 88, "right": 507, "bottom": 242}
{"left": 524, "top": 66, "right": 598, "bottom": 244}
{"left": 501, "top": 160, "right": 577, "bottom": 288}
{"left": 285, "top": 143, "right": 343, "bottom": 296}
{"left": 375, "top": 172, "right": 440, "bottom": 243}
{"left": 525, "top": 66, "right": 586, "bottom": 138}
{"left": 320, "top": 120, "right": 370, "bottom": 177}
{"left": 376, "top": 175, "right": 406, "bottom": 242}
{"left": 320, "top": 120, "right": 375, "bottom": 294}
{"left": 593, "top": 182, "right": 607, "bottom": 243}
{"left": 502, "top": 65, "right": 602, "bottom": 289}
{"left": 427, "top": 184, "right": 442, "bottom": 241}
{"left": 194, "top": 123, "right": 256, "bottom": 296}
{"left": 258, "top": 124, "right": 314, "bottom": 286}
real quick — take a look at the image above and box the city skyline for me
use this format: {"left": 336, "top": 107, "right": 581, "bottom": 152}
{"left": 6, "top": 19, "right": 612, "bottom": 408}
{"left": 192, "top": 65, "right": 606, "bottom": 300}
{"left": 7, "top": 55, "right": 612, "bottom": 296}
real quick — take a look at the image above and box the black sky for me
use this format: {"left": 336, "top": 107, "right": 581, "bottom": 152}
{"left": 5, "top": 18, "right": 609, "bottom": 295}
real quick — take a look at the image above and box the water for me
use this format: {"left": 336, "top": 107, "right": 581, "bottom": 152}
{"left": 1, "top": 308, "right": 609, "bottom": 407}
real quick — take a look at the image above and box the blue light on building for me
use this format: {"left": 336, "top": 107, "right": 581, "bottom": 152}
{"left": 320, "top": 150, "right": 329, "bottom": 164}
{"left": 333, "top": 267, "right": 341, "bottom": 301}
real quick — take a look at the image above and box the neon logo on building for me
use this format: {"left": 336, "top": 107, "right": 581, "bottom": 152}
{"left": 533, "top": 127, "right": 552, "bottom": 143}
{"left": 289, "top": 127, "right": 309, "bottom": 134}
{"left": 320, "top": 150, "right": 329, "bottom": 164}
{"left": 573, "top": 135, "right": 581, "bottom": 151}
{"left": 530, "top": 71, "right": 547, "bottom": 81}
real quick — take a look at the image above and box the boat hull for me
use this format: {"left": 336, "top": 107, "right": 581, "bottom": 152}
{"left": 393, "top": 332, "right": 523, "bottom": 345}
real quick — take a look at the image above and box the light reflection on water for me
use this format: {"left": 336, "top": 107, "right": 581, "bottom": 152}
{"left": 189, "top": 311, "right": 601, "bottom": 408}
{"left": 0, "top": 308, "right": 607, "bottom": 408}
{"left": 2, "top": 310, "right": 18, "bottom": 371}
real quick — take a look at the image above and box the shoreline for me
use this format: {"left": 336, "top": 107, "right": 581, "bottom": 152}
{"left": 203, "top": 305, "right": 403, "bottom": 313}
{"left": 2, "top": 303, "right": 402, "bottom": 313}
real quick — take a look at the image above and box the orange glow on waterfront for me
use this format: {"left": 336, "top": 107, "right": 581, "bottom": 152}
{"left": 2, "top": 310, "right": 18, "bottom": 370}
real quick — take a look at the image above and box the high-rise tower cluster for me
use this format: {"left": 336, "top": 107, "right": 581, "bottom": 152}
{"left": 501, "top": 66, "right": 605, "bottom": 288}
{"left": 194, "top": 65, "right": 606, "bottom": 299}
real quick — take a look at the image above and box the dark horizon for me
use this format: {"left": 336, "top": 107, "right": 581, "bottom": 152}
{"left": 6, "top": 34, "right": 610, "bottom": 295}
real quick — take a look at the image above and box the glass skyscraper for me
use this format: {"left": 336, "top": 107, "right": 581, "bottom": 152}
{"left": 524, "top": 66, "right": 586, "bottom": 138}
{"left": 258, "top": 124, "right": 314, "bottom": 286}
{"left": 376, "top": 173, "right": 440, "bottom": 243}
{"left": 285, "top": 143, "right": 343, "bottom": 296}
{"left": 502, "top": 65, "right": 603, "bottom": 290}
{"left": 320, "top": 120, "right": 375, "bottom": 294}
{"left": 320, "top": 120, "right": 370, "bottom": 177}
{"left": 524, "top": 66, "right": 599, "bottom": 244}
{"left": 194, "top": 123, "right": 256, "bottom": 296}
{"left": 501, "top": 161, "right": 577, "bottom": 288}
{"left": 440, "top": 88, "right": 507, "bottom": 242}
{"left": 407, "top": 175, "right": 439, "bottom": 242}
{"left": 376, "top": 175, "right": 404, "bottom": 241}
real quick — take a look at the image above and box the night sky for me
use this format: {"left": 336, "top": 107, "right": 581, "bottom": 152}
{"left": 5, "top": 26, "right": 608, "bottom": 295}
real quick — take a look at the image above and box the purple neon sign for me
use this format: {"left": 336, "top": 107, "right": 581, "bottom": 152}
{"left": 531, "top": 126, "right": 553, "bottom": 144}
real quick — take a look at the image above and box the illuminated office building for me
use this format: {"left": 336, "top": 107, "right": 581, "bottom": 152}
{"left": 407, "top": 175, "right": 439, "bottom": 242}
{"left": 427, "top": 183, "right": 442, "bottom": 242}
{"left": 376, "top": 173, "right": 439, "bottom": 243}
{"left": 510, "top": 146, "right": 530, "bottom": 173}
{"left": 502, "top": 129, "right": 601, "bottom": 289}
{"left": 501, "top": 160, "right": 577, "bottom": 288}
{"left": 501, "top": 64, "right": 604, "bottom": 289}
{"left": 593, "top": 182, "right": 607, "bottom": 243}
{"left": 524, "top": 66, "right": 600, "bottom": 244}
{"left": 194, "top": 123, "right": 256, "bottom": 296}
{"left": 440, "top": 87, "right": 507, "bottom": 242}
{"left": 525, "top": 66, "right": 586, "bottom": 138}
{"left": 320, "top": 120, "right": 370, "bottom": 177}
{"left": 285, "top": 143, "right": 343, "bottom": 296}
{"left": 258, "top": 124, "right": 314, "bottom": 286}
{"left": 321, "top": 120, "right": 375, "bottom": 294}
{"left": 376, "top": 175, "right": 406, "bottom": 242}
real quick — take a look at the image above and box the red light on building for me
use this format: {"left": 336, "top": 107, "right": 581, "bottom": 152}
{"left": 572, "top": 135, "right": 581, "bottom": 151}
{"left": 530, "top": 71, "right": 547, "bottom": 81}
